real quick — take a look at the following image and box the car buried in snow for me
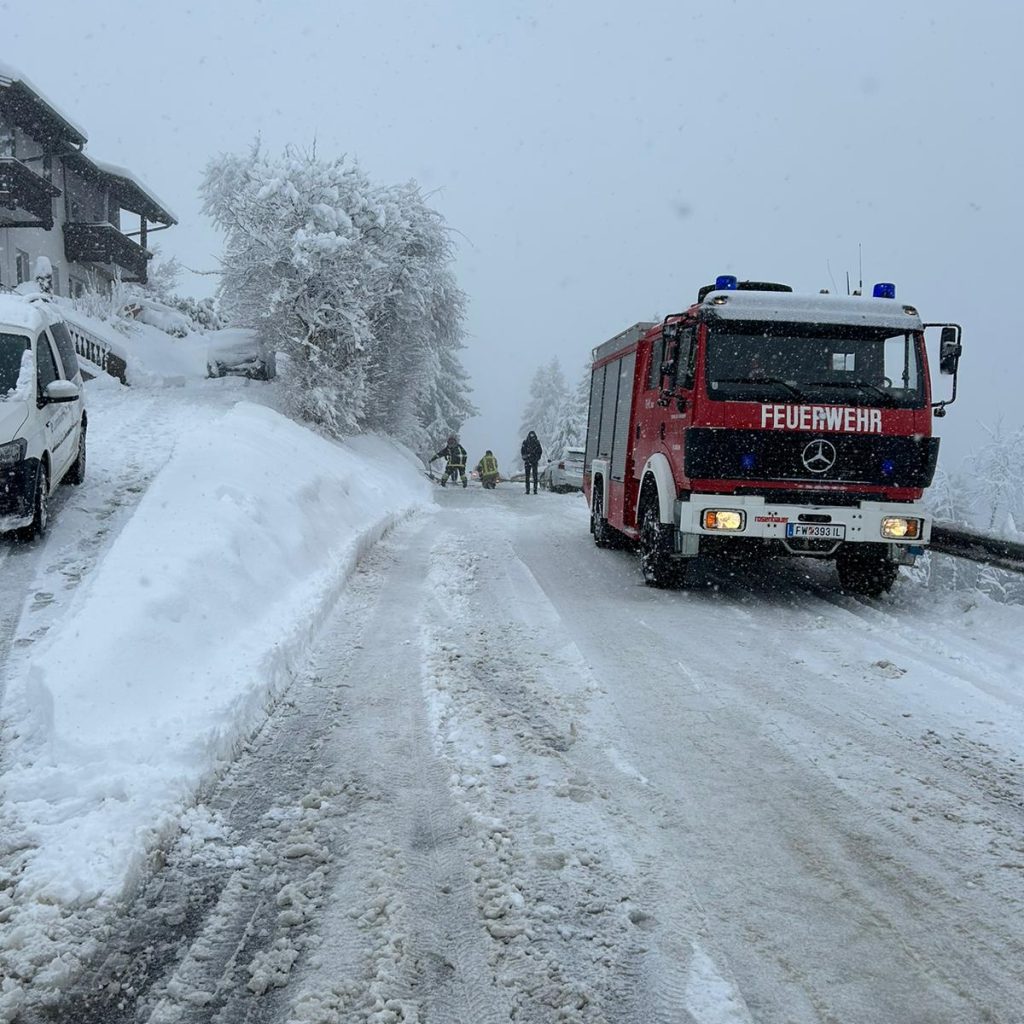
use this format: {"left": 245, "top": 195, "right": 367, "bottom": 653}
{"left": 206, "top": 327, "right": 276, "bottom": 380}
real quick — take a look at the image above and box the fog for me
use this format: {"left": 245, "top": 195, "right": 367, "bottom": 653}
{"left": 5, "top": 0, "right": 1021, "bottom": 469}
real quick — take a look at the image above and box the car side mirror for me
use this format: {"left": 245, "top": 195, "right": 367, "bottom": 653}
{"left": 43, "top": 379, "right": 79, "bottom": 403}
{"left": 939, "top": 326, "right": 962, "bottom": 375}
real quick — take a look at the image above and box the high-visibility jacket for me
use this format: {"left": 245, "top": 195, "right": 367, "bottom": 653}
{"left": 434, "top": 443, "right": 467, "bottom": 469}
{"left": 478, "top": 454, "right": 499, "bottom": 477}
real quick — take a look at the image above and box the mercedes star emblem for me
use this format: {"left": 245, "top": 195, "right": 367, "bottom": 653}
{"left": 801, "top": 438, "right": 837, "bottom": 474}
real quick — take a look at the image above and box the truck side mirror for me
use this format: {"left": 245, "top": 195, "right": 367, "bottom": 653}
{"left": 939, "top": 326, "right": 962, "bottom": 375}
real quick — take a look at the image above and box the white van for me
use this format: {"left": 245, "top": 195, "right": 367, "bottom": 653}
{"left": 0, "top": 293, "right": 87, "bottom": 540}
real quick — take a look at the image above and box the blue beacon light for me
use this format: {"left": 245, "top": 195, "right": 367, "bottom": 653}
{"left": 881, "top": 459, "right": 896, "bottom": 477}
{"left": 716, "top": 274, "right": 738, "bottom": 290}
{"left": 740, "top": 452, "right": 757, "bottom": 471}
{"left": 872, "top": 282, "right": 896, "bottom": 299}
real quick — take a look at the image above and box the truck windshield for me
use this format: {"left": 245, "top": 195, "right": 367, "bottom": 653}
{"left": 0, "top": 333, "right": 30, "bottom": 399}
{"left": 705, "top": 322, "right": 925, "bottom": 408}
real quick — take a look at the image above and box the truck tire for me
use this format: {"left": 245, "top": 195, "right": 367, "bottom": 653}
{"left": 836, "top": 548, "right": 899, "bottom": 596}
{"left": 591, "top": 486, "right": 613, "bottom": 548}
{"left": 639, "top": 503, "right": 685, "bottom": 587}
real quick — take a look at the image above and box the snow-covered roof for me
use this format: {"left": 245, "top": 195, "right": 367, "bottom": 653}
{"left": 0, "top": 60, "right": 88, "bottom": 145}
{"left": 64, "top": 151, "right": 177, "bottom": 225}
{"left": 700, "top": 290, "right": 925, "bottom": 331}
{"left": 89, "top": 157, "right": 177, "bottom": 225}
{"left": 0, "top": 293, "right": 51, "bottom": 333}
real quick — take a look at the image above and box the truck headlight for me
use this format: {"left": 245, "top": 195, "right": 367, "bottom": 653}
{"left": 702, "top": 509, "right": 745, "bottom": 531}
{"left": 881, "top": 516, "right": 922, "bottom": 540}
{"left": 0, "top": 439, "right": 27, "bottom": 466}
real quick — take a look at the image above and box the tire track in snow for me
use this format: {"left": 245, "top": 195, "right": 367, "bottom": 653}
{"left": 514, "top": 499, "right": 1024, "bottom": 1023}
{"left": 263, "top": 518, "right": 508, "bottom": 1024}
{"left": 418, "top": 507, "right": 752, "bottom": 1024}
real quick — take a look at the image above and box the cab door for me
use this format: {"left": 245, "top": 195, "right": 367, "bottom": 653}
{"left": 35, "top": 330, "right": 75, "bottom": 479}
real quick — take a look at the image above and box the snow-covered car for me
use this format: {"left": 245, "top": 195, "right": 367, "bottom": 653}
{"left": 206, "top": 328, "right": 276, "bottom": 380}
{"left": 540, "top": 446, "right": 585, "bottom": 492}
{"left": 0, "top": 293, "right": 87, "bottom": 539}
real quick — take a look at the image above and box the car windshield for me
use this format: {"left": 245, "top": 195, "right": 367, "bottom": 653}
{"left": 705, "top": 322, "right": 925, "bottom": 408}
{"left": 0, "top": 333, "right": 31, "bottom": 398}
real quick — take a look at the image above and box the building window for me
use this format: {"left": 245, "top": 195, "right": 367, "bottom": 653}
{"left": 69, "top": 277, "right": 86, "bottom": 298}
{"left": 16, "top": 250, "right": 31, "bottom": 285}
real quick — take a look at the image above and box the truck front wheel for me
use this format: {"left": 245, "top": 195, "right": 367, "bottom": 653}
{"left": 836, "top": 548, "right": 899, "bottom": 596}
{"left": 639, "top": 504, "right": 685, "bottom": 587}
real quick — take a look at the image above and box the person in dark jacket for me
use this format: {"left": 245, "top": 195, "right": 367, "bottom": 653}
{"left": 520, "top": 430, "right": 542, "bottom": 494}
{"left": 433, "top": 435, "right": 468, "bottom": 487}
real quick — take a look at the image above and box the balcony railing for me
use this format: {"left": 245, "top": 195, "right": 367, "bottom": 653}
{"left": 0, "top": 157, "right": 61, "bottom": 228}
{"left": 62, "top": 314, "right": 128, "bottom": 385}
{"left": 63, "top": 221, "right": 152, "bottom": 282}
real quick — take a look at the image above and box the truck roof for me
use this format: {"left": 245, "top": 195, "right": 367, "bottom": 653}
{"left": 698, "top": 289, "right": 924, "bottom": 332}
{"left": 592, "top": 321, "right": 656, "bottom": 364}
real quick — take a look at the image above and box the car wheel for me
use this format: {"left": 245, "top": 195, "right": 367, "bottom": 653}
{"left": 638, "top": 502, "right": 685, "bottom": 587}
{"left": 17, "top": 463, "right": 49, "bottom": 542}
{"left": 836, "top": 548, "right": 899, "bottom": 596}
{"left": 65, "top": 424, "right": 87, "bottom": 485}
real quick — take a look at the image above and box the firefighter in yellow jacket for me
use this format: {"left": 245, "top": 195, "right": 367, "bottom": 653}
{"left": 476, "top": 450, "right": 500, "bottom": 489}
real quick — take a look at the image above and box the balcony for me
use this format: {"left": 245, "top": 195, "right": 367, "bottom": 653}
{"left": 63, "top": 221, "right": 152, "bottom": 282}
{"left": 0, "top": 157, "right": 61, "bottom": 228}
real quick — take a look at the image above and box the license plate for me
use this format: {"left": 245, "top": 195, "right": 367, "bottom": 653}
{"left": 786, "top": 523, "right": 846, "bottom": 540}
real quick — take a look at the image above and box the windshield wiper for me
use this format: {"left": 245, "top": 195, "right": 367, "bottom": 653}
{"left": 713, "top": 376, "right": 806, "bottom": 400}
{"left": 805, "top": 379, "right": 897, "bottom": 405}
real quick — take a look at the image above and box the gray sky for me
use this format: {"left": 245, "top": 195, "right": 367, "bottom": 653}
{"left": 5, "top": 0, "right": 1022, "bottom": 469}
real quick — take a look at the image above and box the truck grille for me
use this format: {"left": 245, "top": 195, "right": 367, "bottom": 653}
{"left": 684, "top": 428, "right": 939, "bottom": 489}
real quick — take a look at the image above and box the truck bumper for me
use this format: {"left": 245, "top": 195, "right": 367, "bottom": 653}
{"left": 674, "top": 494, "right": 930, "bottom": 560}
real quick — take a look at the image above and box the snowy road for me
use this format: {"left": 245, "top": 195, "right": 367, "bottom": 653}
{"left": 21, "top": 482, "right": 1023, "bottom": 1024}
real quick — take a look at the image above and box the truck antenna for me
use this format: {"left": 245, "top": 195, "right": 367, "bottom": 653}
{"left": 846, "top": 271, "right": 850, "bottom": 296}
{"left": 858, "top": 243, "right": 863, "bottom": 295}
{"left": 826, "top": 258, "right": 838, "bottom": 295}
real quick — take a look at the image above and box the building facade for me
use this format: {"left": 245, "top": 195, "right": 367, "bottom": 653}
{"left": 0, "top": 62, "right": 175, "bottom": 295}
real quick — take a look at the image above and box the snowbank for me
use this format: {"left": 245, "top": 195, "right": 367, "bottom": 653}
{"left": 1, "top": 403, "right": 431, "bottom": 908}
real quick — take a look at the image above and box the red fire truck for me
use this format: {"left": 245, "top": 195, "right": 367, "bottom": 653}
{"left": 584, "top": 275, "right": 963, "bottom": 594}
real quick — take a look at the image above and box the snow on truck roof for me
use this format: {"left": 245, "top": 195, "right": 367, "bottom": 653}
{"left": 700, "top": 289, "right": 925, "bottom": 331}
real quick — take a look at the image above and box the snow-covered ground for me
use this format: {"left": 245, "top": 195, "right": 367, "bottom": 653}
{"left": 1, "top": 322, "right": 1022, "bottom": 1023}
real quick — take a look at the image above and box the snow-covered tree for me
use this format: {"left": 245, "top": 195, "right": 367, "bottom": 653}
{"left": 549, "top": 362, "right": 592, "bottom": 456}
{"left": 518, "top": 357, "right": 592, "bottom": 464}
{"left": 363, "top": 182, "right": 476, "bottom": 452}
{"left": 518, "top": 357, "right": 570, "bottom": 463}
{"left": 200, "top": 143, "right": 474, "bottom": 439}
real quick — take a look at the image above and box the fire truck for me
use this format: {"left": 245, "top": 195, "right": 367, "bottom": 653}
{"left": 584, "top": 275, "right": 963, "bottom": 594}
